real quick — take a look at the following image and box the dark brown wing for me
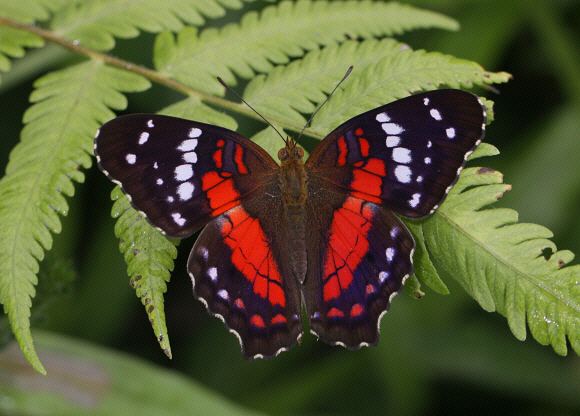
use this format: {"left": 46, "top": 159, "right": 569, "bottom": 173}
{"left": 95, "top": 114, "right": 278, "bottom": 237}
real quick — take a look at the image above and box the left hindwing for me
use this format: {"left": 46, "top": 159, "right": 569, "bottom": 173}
{"left": 305, "top": 89, "right": 486, "bottom": 218}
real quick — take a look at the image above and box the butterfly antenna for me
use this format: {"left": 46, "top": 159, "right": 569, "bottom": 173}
{"left": 297, "top": 65, "right": 353, "bottom": 142}
{"left": 217, "top": 77, "right": 287, "bottom": 145}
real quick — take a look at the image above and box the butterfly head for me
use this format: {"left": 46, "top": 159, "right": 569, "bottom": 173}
{"left": 278, "top": 140, "right": 304, "bottom": 164}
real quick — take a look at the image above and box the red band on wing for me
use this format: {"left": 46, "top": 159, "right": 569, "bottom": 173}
{"left": 201, "top": 171, "right": 240, "bottom": 216}
{"left": 234, "top": 144, "right": 249, "bottom": 174}
{"left": 350, "top": 157, "right": 386, "bottom": 204}
{"left": 337, "top": 136, "right": 348, "bottom": 166}
{"left": 359, "top": 137, "right": 370, "bottom": 157}
{"left": 323, "top": 197, "right": 375, "bottom": 301}
{"left": 271, "top": 313, "right": 287, "bottom": 325}
{"left": 220, "top": 206, "right": 286, "bottom": 307}
{"left": 250, "top": 314, "right": 266, "bottom": 328}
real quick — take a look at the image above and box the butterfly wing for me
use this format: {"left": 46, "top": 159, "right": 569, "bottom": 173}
{"left": 94, "top": 114, "right": 278, "bottom": 237}
{"left": 304, "top": 183, "right": 414, "bottom": 348}
{"left": 188, "top": 180, "right": 303, "bottom": 358}
{"left": 305, "top": 89, "right": 486, "bottom": 218}
{"left": 95, "top": 114, "right": 302, "bottom": 357}
{"left": 303, "top": 89, "right": 485, "bottom": 347}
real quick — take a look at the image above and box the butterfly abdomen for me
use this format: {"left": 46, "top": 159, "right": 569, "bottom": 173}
{"left": 279, "top": 156, "right": 309, "bottom": 284}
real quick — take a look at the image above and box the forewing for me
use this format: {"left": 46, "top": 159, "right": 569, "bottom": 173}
{"left": 306, "top": 89, "right": 486, "bottom": 218}
{"left": 94, "top": 114, "right": 278, "bottom": 237}
{"left": 188, "top": 181, "right": 303, "bottom": 358}
{"left": 304, "top": 182, "right": 414, "bottom": 348}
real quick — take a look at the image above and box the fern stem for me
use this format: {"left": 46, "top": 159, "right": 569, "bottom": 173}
{"left": 0, "top": 16, "right": 314, "bottom": 137}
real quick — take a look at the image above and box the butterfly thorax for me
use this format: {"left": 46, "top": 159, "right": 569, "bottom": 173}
{"left": 278, "top": 141, "right": 308, "bottom": 283}
{"left": 277, "top": 141, "right": 308, "bottom": 206}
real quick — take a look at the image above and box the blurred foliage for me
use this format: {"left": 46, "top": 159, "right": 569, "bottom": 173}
{"left": 0, "top": 0, "right": 579, "bottom": 415}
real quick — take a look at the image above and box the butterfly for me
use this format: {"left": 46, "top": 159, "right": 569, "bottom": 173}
{"left": 94, "top": 89, "right": 486, "bottom": 358}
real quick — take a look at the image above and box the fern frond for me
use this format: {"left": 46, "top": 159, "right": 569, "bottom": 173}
{"left": 0, "top": 0, "right": 67, "bottom": 81}
{"left": 157, "top": 0, "right": 459, "bottom": 94}
{"left": 0, "top": 0, "right": 67, "bottom": 22}
{"left": 111, "top": 97, "right": 238, "bottom": 356}
{"left": 111, "top": 187, "right": 177, "bottom": 358}
{"left": 50, "top": 0, "right": 257, "bottom": 51}
{"left": 245, "top": 39, "right": 510, "bottom": 133}
{"left": 405, "top": 145, "right": 579, "bottom": 356}
{"left": 0, "top": 61, "right": 149, "bottom": 373}
{"left": 0, "top": 27, "right": 43, "bottom": 76}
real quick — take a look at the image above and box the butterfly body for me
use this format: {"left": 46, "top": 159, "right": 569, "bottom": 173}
{"left": 94, "top": 89, "right": 486, "bottom": 358}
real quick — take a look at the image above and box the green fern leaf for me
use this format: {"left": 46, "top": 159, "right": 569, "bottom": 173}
{"left": 50, "top": 0, "right": 257, "bottom": 51}
{"left": 245, "top": 41, "right": 509, "bottom": 135}
{"left": 0, "top": 0, "right": 67, "bottom": 22}
{"left": 0, "top": 61, "right": 149, "bottom": 373}
{"left": 244, "top": 39, "right": 510, "bottom": 134}
{"left": 111, "top": 97, "right": 238, "bottom": 357}
{"left": 405, "top": 146, "right": 579, "bottom": 356}
{"left": 157, "top": 0, "right": 459, "bottom": 94}
{"left": 111, "top": 187, "right": 177, "bottom": 359}
{"left": 0, "top": 0, "right": 68, "bottom": 81}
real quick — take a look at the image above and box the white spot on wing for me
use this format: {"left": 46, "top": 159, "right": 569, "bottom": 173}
{"left": 153, "top": 162, "right": 159, "bottom": 169}
{"left": 379, "top": 271, "right": 389, "bottom": 283}
{"left": 386, "top": 136, "right": 400, "bottom": 148}
{"left": 174, "top": 164, "right": 193, "bottom": 181}
{"left": 446, "top": 127, "right": 456, "bottom": 139}
{"left": 126, "top": 154, "right": 136, "bottom": 164}
{"left": 392, "top": 147, "right": 411, "bottom": 164}
{"left": 376, "top": 112, "right": 390, "bottom": 122}
{"left": 409, "top": 193, "right": 421, "bottom": 208}
{"left": 156, "top": 178, "right": 163, "bottom": 185}
{"left": 138, "top": 132, "right": 149, "bottom": 145}
{"left": 167, "top": 196, "right": 174, "bottom": 203}
{"left": 217, "top": 289, "right": 229, "bottom": 300}
{"left": 147, "top": 119, "right": 155, "bottom": 128}
{"left": 390, "top": 227, "right": 399, "bottom": 239}
{"left": 382, "top": 123, "right": 404, "bottom": 135}
{"left": 394, "top": 165, "right": 412, "bottom": 183}
{"left": 416, "top": 175, "right": 424, "bottom": 183}
{"left": 177, "top": 182, "right": 195, "bottom": 201}
{"left": 171, "top": 212, "right": 186, "bottom": 226}
{"left": 208, "top": 267, "right": 218, "bottom": 282}
{"left": 199, "top": 247, "right": 209, "bottom": 261}
{"left": 423, "top": 97, "right": 429, "bottom": 106}
{"left": 386, "top": 247, "right": 395, "bottom": 262}
{"left": 427, "top": 141, "right": 432, "bottom": 148}
{"left": 183, "top": 151, "right": 198, "bottom": 163}
{"left": 178, "top": 139, "right": 198, "bottom": 152}
{"left": 189, "top": 128, "right": 202, "bottom": 138}
{"left": 430, "top": 108, "right": 442, "bottom": 121}
{"left": 424, "top": 157, "right": 432, "bottom": 164}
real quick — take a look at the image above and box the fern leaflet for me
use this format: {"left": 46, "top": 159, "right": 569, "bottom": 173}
{"left": 156, "top": 0, "right": 459, "bottom": 94}
{"left": 405, "top": 146, "right": 579, "bottom": 355}
{"left": 50, "top": 0, "right": 258, "bottom": 51}
{"left": 244, "top": 39, "right": 510, "bottom": 134}
{"left": 0, "top": 61, "right": 149, "bottom": 373}
{"left": 0, "top": 0, "right": 68, "bottom": 81}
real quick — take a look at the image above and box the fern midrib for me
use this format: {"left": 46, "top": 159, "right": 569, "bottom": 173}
{"left": 7, "top": 63, "right": 97, "bottom": 304}
{"left": 435, "top": 206, "right": 579, "bottom": 314}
